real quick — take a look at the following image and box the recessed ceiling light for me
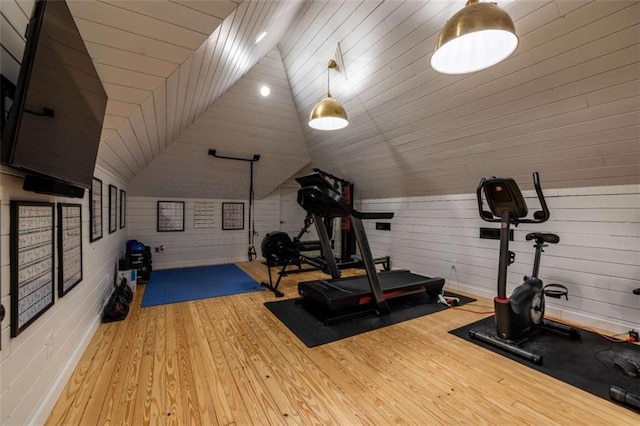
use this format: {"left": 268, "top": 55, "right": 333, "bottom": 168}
{"left": 260, "top": 86, "right": 270, "bottom": 97}
{"left": 255, "top": 31, "right": 267, "bottom": 44}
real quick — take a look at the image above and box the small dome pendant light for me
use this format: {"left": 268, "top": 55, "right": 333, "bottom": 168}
{"left": 309, "top": 59, "right": 348, "bottom": 131}
{"left": 431, "top": 0, "right": 518, "bottom": 74}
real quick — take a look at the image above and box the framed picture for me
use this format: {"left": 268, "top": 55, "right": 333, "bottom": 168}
{"left": 108, "top": 184, "right": 117, "bottom": 233}
{"left": 90, "top": 177, "right": 102, "bottom": 242}
{"left": 10, "top": 201, "right": 55, "bottom": 337}
{"left": 194, "top": 200, "right": 215, "bottom": 228}
{"left": 222, "top": 202, "right": 244, "bottom": 230}
{"left": 57, "top": 203, "right": 83, "bottom": 297}
{"left": 157, "top": 201, "right": 184, "bottom": 232}
{"left": 119, "top": 189, "right": 126, "bottom": 229}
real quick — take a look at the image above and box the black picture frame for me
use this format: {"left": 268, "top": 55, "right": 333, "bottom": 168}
{"left": 90, "top": 177, "right": 102, "bottom": 242}
{"left": 222, "top": 202, "right": 244, "bottom": 230}
{"left": 57, "top": 203, "right": 83, "bottom": 297}
{"left": 194, "top": 200, "right": 215, "bottom": 228}
{"left": 157, "top": 201, "right": 185, "bottom": 232}
{"left": 108, "top": 184, "right": 117, "bottom": 233}
{"left": 119, "top": 189, "right": 126, "bottom": 229}
{"left": 10, "top": 201, "right": 55, "bottom": 337}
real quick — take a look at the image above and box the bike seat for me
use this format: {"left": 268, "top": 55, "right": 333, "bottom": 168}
{"left": 526, "top": 232, "right": 559, "bottom": 244}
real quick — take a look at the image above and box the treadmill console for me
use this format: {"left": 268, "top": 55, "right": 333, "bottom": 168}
{"left": 295, "top": 173, "right": 337, "bottom": 193}
{"left": 296, "top": 173, "right": 347, "bottom": 218}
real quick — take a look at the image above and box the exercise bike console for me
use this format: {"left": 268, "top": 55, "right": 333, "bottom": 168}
{"left": 470, "top": 172, "right": 580, "bottom": 365}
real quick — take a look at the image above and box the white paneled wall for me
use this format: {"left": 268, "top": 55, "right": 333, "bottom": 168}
{"left": 127, "top": 193, "right": 280, "bottom": 270}
{"left": 0, "top": 167, "right": 128, "bottom": 425}
{"left": 0, "top": 0, "right": 32, "bottom": 84}
{"left": 1, "top": 1, "right": 129, "bottom": 423}
{"left": 360, "top": 184, "right": 640, "bottom": 333}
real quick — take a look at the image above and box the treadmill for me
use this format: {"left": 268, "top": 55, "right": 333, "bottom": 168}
{"left": 295, "top": 172, "right": 445, "bottom": 320}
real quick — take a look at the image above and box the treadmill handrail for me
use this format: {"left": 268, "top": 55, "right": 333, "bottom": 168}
{"left": 295, "top": 172, "right": 394, "bottom": 314}
{"left": 299, "top": 184, "right": 394, "bottom": 220}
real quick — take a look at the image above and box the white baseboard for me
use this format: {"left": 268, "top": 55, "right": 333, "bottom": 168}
{"left": 27, "top": 312, "right": 102, "bottom": 425}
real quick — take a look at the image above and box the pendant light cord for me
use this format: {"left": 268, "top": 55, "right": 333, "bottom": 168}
{"left": 326, "top": 59, "right": 337, "bottom": 97}
{"left": 327, "top": 64, "right": 331, "bottom": 97}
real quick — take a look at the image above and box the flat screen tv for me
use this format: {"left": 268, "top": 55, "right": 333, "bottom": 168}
{"left": 1, "top": 0, "right": 107, "bottom": 194}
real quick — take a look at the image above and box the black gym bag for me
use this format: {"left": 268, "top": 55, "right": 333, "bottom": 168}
{"left": 102, "top": 278, "right": 133, "bottom": 323}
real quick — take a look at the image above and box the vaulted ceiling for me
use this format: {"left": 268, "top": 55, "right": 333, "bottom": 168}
{"left": 63, "top": 0, "right": 309, "bottom": 199}
{"left": 60, "top": 0, "right": 640, "bottom": 198}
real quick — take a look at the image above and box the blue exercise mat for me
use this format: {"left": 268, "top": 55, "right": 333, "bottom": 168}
{"left": 141, "top": 263, "right": 263, "bottom": 307}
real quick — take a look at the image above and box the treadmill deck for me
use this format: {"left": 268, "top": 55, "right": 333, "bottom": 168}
{"left": 298, "top": 269, "right": 445, "bottom": 311}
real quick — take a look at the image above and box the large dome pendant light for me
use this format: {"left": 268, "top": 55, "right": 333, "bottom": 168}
{"left": 431, "top": 0, "right": 518, "bottom": 74}
{"left": 309, "top": 59, "right": 348, "bottom": 131}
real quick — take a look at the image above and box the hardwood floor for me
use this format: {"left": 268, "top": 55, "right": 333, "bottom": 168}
{"left": 47, "top": 262, "right": 637, "bottom": 425}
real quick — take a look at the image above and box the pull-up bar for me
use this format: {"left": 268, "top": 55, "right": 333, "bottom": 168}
{"left": 208, "top": 149, "right": 260, "bottom": 162}
{"left": 208, "top": 149, "right": 261, "bottom": 261}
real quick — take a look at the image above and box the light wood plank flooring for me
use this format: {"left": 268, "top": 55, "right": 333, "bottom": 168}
{"left": 47, "top": 262, "right": 638, "bottom": 425}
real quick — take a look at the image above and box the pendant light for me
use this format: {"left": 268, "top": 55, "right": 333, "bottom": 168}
{"left": 309, "top": 59, "right": 348, "bottom": 131}
{"left": 431, "top": 0, "right": 518, "bottom": 74}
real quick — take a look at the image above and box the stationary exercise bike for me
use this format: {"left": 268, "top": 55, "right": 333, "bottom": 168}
{"left": 470, "top": 172, "right": 580, "bottom": 365}
{"left": 609, "top": 287, "right": 640, "bottom": 412}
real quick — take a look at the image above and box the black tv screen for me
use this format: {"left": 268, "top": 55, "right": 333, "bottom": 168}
{"left": 1, "top": 0, "right": 107, "bottom": 190}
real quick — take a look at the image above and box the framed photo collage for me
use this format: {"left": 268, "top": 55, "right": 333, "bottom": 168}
{"left": 9, "top": 177, "right": 127, "bottom": 337}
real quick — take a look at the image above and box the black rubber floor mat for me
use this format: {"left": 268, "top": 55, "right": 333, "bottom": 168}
{"left": 265, "top": 292, "right": 475, "bottom": 348}
{"left": 450, "top": 316, "right": 640, "bottom": 413}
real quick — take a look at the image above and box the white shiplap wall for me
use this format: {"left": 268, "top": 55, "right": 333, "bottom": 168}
{"left": 360, "top": 183, "right": 640, "bottom": 332}
{"left": 1, "top": 1, "right": 130, "bottom": 424}
{"left": 0, "top": 166, "right": 128, "bottom": 425}
{"left": 127, "top": 192, "right": 280, "bottom": 270}
{"left": 0, "top": 0, "right": 32, "bottom": 84}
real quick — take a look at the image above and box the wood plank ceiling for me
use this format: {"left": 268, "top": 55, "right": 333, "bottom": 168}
{"left": 279, "top": 0, "right": 640, "bottom": 198}
{"left": 127, "top": 48, "right": 310, "bottom": 199}
{"left": 64, "top": 0, "right": 308, "bottom": 198}
{"left": 60, "top": 1, "right": 640, "bottom": 199}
